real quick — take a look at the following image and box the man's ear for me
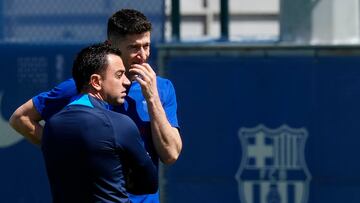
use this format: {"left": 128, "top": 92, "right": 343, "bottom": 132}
{"left": 89, "top": 74, "right": 102, "bottom": 91}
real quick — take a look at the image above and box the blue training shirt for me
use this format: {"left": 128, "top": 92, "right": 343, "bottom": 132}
{"left": 33, "top": 77, "right": 179, "bottom": 203}
{"left": 42, "top": 94, "right": 158, "bottom": 203}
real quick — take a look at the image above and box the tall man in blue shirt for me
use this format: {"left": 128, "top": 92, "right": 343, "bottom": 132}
{"left": 10, "top": 9, "right": 182, "bottom": 203}
{"left": 42, "top": 43, "right": 158, "bottom": 203}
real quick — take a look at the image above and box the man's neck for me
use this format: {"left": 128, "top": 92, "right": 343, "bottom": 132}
{"left": 85, "top": 90, "right": 104, "bottom": 102}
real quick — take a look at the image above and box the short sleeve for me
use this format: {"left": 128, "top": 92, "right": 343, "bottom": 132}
{"left": 32, "top": 78, "right": 77, "bottom": 121}
{"left": 161, "top": 79, "right": 179, "bottom": 128}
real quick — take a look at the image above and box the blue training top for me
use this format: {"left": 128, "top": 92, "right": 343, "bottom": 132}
{"left": 33, "top": 77, "right": 179, "bottom": 203}
{"left": 42, "top": 94, "right": 158, "bottom": 203}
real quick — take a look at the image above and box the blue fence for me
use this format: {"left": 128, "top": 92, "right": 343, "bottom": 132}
{"left": 0, "top": 0, "right": 164, "bottom": 43}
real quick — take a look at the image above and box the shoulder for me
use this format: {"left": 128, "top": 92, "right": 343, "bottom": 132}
{"left": 32, "top": 78, "right": 77, "bottom": 120}
{"left": 104, "top": 110, "right": 140, "bottom": 144}
{"left": 156, "top": 76, "right": 174, "bottom": 88}
{"left": 33, "top": 78, "right": 76, "bottom": 101}
{"left": 156, "top": 76, "right": 176, "bottom": 95}
{"left": 56, "top": 78, "right": 75, "bottom": 88}
{"left": 156, "top": 76, "right": 177, "bottom": 101}
{"left": 104, "top": 110, "right": 138, "bottom": 131}
{"left": 46, "top": 78, "right": 77, "bottom": 97}
{"left": 57, "top": 78, "right": 77, "bottom": 94}
{"left": 48, "top": 105, "right": 100, "bottom": 124}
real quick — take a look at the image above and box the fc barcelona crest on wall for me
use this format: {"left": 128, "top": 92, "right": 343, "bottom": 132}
{"left": 235, "top": 124, "right": 311, "bottom": 203}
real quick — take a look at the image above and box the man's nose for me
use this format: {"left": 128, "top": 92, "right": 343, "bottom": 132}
{"left": 137, "top": 47, "right": 147, "bottom": 62}
{"left": 124, "top": 75, "right": 131, "bottom": 86}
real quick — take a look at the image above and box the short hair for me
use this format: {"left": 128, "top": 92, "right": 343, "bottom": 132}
{"left": 107, "top": 9, "right": 152, "bottom": 40}
{"left": 72, "top": 43, "right": 122, "bottom": 92}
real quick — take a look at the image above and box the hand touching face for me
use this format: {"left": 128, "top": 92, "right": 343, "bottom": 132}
{"left": 129, "top": 63, "right": 158, "bottom": 101}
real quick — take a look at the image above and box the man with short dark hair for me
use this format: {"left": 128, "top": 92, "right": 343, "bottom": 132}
{"left": 10, "top": 9, "right": 182, "bottom": 203}
{"left": 42, "top": 43, "right": 158, "bottom": 203}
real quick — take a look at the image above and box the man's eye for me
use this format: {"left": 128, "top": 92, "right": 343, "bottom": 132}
{"left": 116, "top": 73, "right": 123, "bottom": 78}
{"left": 129, "top": 45, "right": 139, "bottom": 50}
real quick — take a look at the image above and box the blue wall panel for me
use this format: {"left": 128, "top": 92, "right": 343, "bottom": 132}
{"left": 0, "top": 44, "right": 85, "bottom": 202}
{"left": 161, "top": 53, "right": 360, "bottom": 203}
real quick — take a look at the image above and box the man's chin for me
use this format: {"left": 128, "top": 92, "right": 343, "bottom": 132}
{"left": 109, "top": 99, "right": 124, "bottom": 106}
{"left": 117, "top": 98, "right": 126, "bottom": 105}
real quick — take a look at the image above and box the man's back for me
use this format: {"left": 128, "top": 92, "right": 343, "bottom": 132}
{"left": 42, "top": 95, "right": 158, "bottom": 203}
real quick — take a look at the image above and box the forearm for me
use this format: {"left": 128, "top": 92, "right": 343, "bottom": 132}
{"left": 9, "top": 100, "right": 43, "bottom": 146}
{"left": 147, "top": 97, "right": 182, "bottom": 164}
{"left": 10, "top": 115, "right": 43, "bottom": 146}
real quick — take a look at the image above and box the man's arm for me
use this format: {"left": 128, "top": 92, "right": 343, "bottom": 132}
{"left": 114, "top": 115, "right": 158, "bottom": 194}
{"left": 147, "top": 96, "right": 182, "bottom": 164}
{"left": 9, "top": 79, "right": 77, "bottom": 146}
{"left": 9, "top": 99, "right": 43, "bottom": 146}
{"left": 130, "top": 63, "right": 182, "bottom": 164}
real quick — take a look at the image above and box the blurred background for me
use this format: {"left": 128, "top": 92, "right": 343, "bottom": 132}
{"left": 1, "top": 0, "right": 360, "bottom": 202}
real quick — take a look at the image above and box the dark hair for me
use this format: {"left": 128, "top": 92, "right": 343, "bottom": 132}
{"left": 107, "top": 9, "right": 152, "bottom": 39}
{"left": 72, "top": 43, "right": 122, "bottom": 92}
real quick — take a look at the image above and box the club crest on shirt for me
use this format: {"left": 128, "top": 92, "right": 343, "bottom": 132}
{"left": 235, "top": 124, "right": 311, "bottom": 203}
{"left": 142, "top": 100, "right": 148, "bottom": 113}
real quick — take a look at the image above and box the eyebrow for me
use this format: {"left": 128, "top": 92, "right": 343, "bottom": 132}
{"left": 116, "top": 69, "right": 125, "bottom": 73}
{"left": 128, "top": 42, "right": 150, "bottom": 46}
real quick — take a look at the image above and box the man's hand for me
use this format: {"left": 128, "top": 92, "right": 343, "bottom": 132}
{"left": 129, "top": 63, "right": 159, "bottom": 102}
